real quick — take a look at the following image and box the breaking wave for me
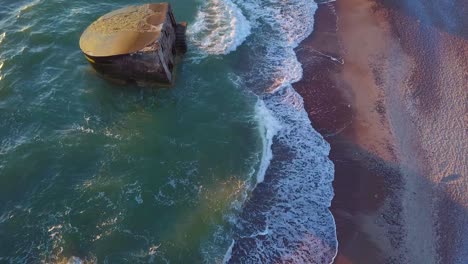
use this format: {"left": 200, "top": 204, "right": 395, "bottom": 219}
{"left": 253, "top": 100, "right": 281, "bottom": 183}
{"left": 204, "top": 0, "right": 339, "bottom": 263}
{"left": 188, "top": 0, "right": 251, "bottom": 55}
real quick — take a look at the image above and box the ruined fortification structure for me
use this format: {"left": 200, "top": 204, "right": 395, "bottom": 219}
{"left": 79, "top": 3, "right": 187, "bottom": 85}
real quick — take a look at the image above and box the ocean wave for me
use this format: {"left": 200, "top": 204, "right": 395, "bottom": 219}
{"left": 0, "top": 60, "right": 4, "bottom": 81}
{"left": 223, "top": 0, "right": 338, "bottom": 263}
{"left": 0, "top": 32, "right": 5, "bottom": 45}
{"left": 0, "top": 0, "right": 337, "bottom": 262}
{"left": 0, "top": 32, "right": 5, "bottom": 82}
{"left": 18, "top": 0, "right": 42, "bottom": 12}
{"left": 254, "top": 100, "right": 281, "bottom": 183}
{"left": 188, "top": 0, "right": 251, "bottom": 55}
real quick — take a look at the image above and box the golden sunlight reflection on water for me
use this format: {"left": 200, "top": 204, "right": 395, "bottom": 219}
{"left": 0, "top": 61, "right": 4, "bottom": 81}
{"left": 171, "top": 176, "right": 247, "bottom": 243}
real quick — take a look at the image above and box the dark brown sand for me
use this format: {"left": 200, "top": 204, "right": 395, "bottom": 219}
{"left": 294, "top": 0, "right": 467, "bottom": 263}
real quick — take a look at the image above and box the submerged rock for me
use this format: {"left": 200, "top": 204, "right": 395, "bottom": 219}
{"left": 79, "top": 3, "right": 187, "bottom": 85}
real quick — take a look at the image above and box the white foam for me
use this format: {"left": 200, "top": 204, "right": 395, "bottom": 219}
{"left": 67, "top": 256, "right": 83, "bottom": 264}
{"left": 254, "top": 100, "right": 281, "bottom": 183}
{"left": 0, "top": 33, "right": 5, "bottom": 82}
{"left": 135, "top": 194, "right": 143, "bottom": 205}
{"left": 189, "top": 0, "right": 251, "bottom": 55}
{"left": 222, "top": 0, "right": 338, "bottom": 263}
{"left": 222, "top": 240, "right": 235, "bottom": 264}
{"left": 17, "top": 0, "right": 42, "bottom": 17}
{"left": 0, "top": 60, "right": 4, "bottom": 81}
{"left": 240, "top": 224, "right": 269, "bottom": 238}
{"left": 0, "top": 32, "right": 5, "bottom": 45}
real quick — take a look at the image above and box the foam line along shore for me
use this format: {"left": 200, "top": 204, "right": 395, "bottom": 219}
{"left": 212, "top": 0, "right": 337, "bottom": 262}
{"left": 190, "top": 0, "right": 339, "bottom": 262}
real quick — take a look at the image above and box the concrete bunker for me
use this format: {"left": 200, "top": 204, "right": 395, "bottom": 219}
{"left": 79, "top": 3, "right": 187, "bottom": 85}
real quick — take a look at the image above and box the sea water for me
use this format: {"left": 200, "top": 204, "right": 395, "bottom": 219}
{"left": 0, "top": 0, "right": 336, "bottom": 263}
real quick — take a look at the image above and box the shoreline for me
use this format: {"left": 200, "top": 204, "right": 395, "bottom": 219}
{"left": 294, "top": 1, "right": 404, "bottom": 262}
{"left": 294, "top": 0, "right": 467, "bottom": 263}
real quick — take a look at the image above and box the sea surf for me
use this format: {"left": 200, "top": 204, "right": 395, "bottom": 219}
{"left": 190, "top": 0, "right": 337, "bottom": 263}
{"left": 0, "top": 0, "right": 337, "bottom": 263}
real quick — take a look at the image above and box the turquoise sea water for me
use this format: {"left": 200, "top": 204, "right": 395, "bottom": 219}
{"left": 0, "top": 1, "right": 262, "bottom": 262}
{"left": 1, "top": 0, "right": 337, "bottom": 263}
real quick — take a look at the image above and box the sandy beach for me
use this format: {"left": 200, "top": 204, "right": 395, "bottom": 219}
{"left": 294, "top": 0, "right": 467, "bottom": 263}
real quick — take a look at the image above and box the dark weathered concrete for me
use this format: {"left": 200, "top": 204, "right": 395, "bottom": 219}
{"left": 79, "top": 3, "right": 186, "bottom": 85}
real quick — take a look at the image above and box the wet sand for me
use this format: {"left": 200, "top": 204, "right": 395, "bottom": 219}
{"left": 294, "top": 0, "right": 467, "bottom": 263}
